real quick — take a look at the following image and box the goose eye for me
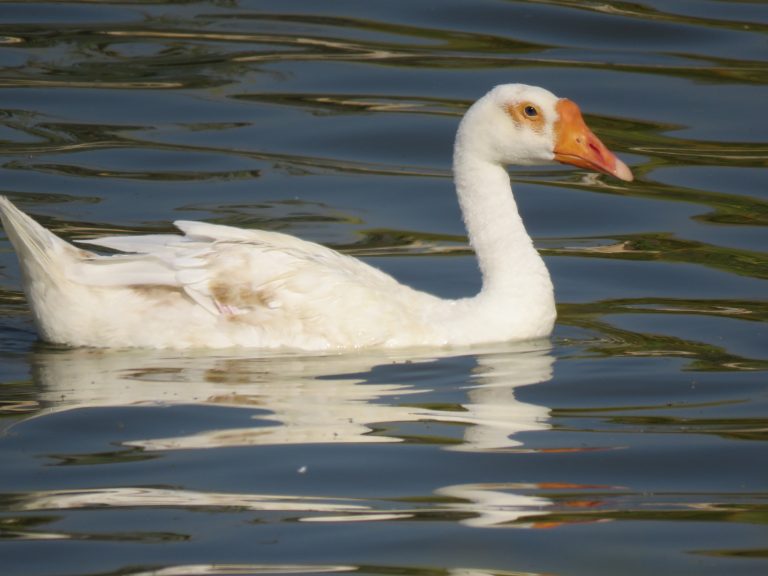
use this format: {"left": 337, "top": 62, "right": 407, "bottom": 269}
{"left": 523, "top": 105, "right": 538, "bottom": 118}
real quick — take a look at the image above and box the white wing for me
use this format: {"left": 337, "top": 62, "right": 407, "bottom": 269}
{"left": 72, "top": 220, "right": 420, "bottom": 329}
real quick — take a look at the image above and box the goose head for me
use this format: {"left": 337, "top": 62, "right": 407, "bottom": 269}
{"left": 456, "top": 84, "right": 633, "bottom": 182}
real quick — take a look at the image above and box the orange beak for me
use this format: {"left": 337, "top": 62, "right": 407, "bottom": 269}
{"left": 553, "top": 99, "right": 633, "bottom": 182}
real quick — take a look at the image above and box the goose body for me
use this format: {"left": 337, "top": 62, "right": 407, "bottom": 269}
{"left": 0, "top": 84, "right": 632, "bottom": 350}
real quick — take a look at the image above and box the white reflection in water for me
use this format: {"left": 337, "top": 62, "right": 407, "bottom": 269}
{"left": 436, "top": 483, "right": 550, "bottom": 528}
{"left": 123, "top": 564, "right": 358, "bottom": 576}
{"left": 117, "top": 564, "right": 357, "bottom": 576}
{"left": 29, "top": 342, "right": 553, "bottom": 453}
{"left": 16, "top": 486, "right": 368, "bottom": 513}
{"left": 439, "top": 351, "right": 553, "bottom": 452}
{"left": 113, "top": 566, "right": 541, "bottom": 576}
{"left": 22, "top": 342, "right": 558, "bottom": 528}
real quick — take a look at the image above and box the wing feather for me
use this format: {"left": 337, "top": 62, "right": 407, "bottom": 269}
{"left": 66, "top": 220, "right": 406, "bottom": 326}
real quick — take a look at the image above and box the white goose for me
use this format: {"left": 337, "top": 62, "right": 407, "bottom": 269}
{"left": 0, "top": 84, "right": 632, "bottom": 350}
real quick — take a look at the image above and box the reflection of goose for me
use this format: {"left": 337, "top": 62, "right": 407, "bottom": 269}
{"left": 444, "top": 350, "right": 553, "bottom": 451}
{"left": 28, "top": 343, "right": 554, "bottom": 452}
{"left": 31, "top": 348, "right": 426, "bottom": 447}
{"left": 437, "top": 483, "right": 551, "bottom": 528}
{"left": 0, "top": 84, "right": 631, "bottom": 349}
{"left": 19, "top": 345, "right": 560, "bottom": 530}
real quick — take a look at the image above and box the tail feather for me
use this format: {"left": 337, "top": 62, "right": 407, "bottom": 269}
{"left": 0, "top": 196, "right": 83, "bottom": 273}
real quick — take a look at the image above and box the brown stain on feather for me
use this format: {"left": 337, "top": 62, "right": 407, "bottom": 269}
{"left": 130, "top": 285, "right": 185, "bottom": 304}
{"left": 210, "top": 280, "right": 274, "bottom": 311}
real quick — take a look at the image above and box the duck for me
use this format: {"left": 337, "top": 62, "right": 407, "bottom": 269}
{"left": 0, "top": 84, "right": 632, "bottom": 350}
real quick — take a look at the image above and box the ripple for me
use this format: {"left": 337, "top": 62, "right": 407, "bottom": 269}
{"left": 123, "top": 566, "right": 357, "bottom": 576}
{"left": 0, "top": 2, "right": 766, "bottom": 575}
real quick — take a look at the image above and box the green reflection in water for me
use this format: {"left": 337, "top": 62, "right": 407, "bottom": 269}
{"left": 512, "top": 503, "right": 768, "bottom": 529}
{"left": 548, "top": 233, "right": 768, "bottom": 279}
{"left": 234, "top": 92, "right": 464, "bottom": 117}
{"left": 49, "top": 447, "right": 159, "bottom": 467}
{"left": 559, "top": 298, "right": 768, "bottom": 371}
{"left": 1, "top": 4, "right": 766, "bottom": 91}
{"left": 5, "top": 160, "right": 260, "bottom": 183}
{"left": 0, "top": 511, "right": 190, "bottom": 542}
{"left": 596, "top": 415, "right": 768, "bottom": 442}
{"left": 521, "top": 0, "right": 768, "bottom": 35}
{"left": 0, "top": 377, "right": 37, "bottom": 418}
{"left": 695, "top": 548, "right": 768, "bottom": 559}
{"left": 0, "top": 512, "right": 61, "bottom": 540}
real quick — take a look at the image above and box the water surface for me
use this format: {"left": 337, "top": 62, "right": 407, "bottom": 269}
{"left": 0, "top": 2, "right": 766, "bottom": 576}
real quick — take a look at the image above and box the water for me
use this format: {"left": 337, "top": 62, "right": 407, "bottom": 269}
{"left": 0, "top": 1, "right": 766, "bottom": 575}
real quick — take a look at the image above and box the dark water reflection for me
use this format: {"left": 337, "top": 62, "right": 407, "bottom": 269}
{"left": 0, "top": 1, "right": 767, "bottom": 575}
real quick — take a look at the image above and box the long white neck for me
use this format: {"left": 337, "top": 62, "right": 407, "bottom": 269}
{"left": 453, "top": 126, "right": 553, "bottom": 303}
